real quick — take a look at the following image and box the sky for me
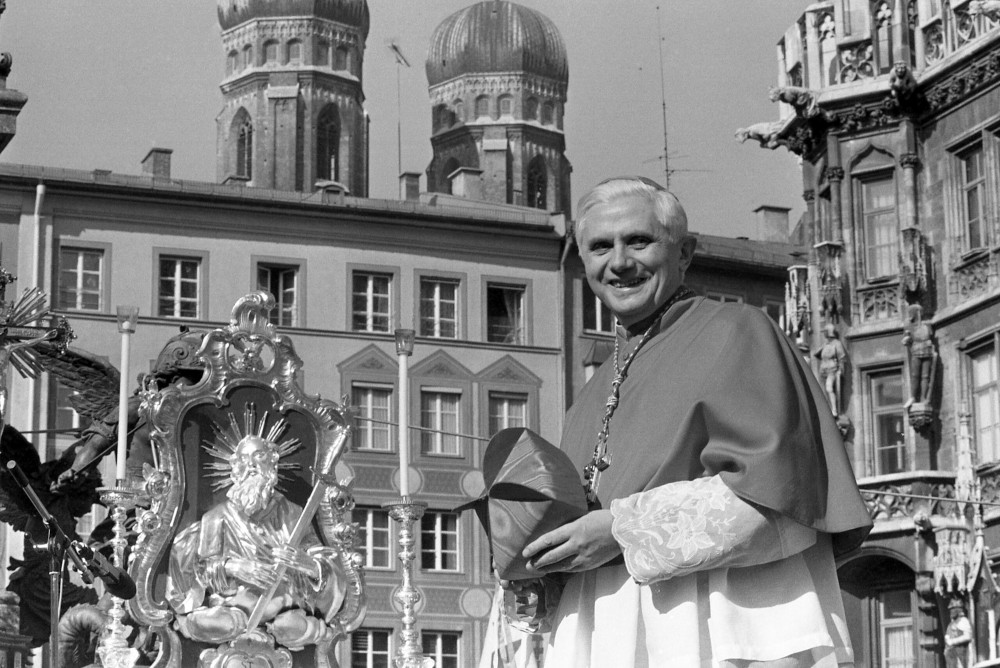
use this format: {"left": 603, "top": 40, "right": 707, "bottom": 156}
{"left": 0, "top": 0, "right": 808, "bottom": 238}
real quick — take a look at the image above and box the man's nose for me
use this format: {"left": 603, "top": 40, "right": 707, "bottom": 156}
{"left": 609, "top": 245, "right": 633, "bottom": 272}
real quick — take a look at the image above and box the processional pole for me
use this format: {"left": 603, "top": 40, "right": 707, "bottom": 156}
{"left": 384, "top": 328, "right": 434, "bottom": 668}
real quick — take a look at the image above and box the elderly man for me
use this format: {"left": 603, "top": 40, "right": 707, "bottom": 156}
{"left": 166, "top": 427, "right": 347, "bottom": 650}
{"left": 514, "top": 177, "right": 872, "bottom": 667}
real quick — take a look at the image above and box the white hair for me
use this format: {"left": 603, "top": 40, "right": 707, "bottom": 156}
{"left": 574, "top": 176, "right": 688, "bottom": 244}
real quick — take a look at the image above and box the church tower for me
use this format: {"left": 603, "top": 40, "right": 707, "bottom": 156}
{"left": 216, "top": 0, "right": 369, "bottom": 196}
{"left": 425, "top": 1, "right": 571, "bottom": 212}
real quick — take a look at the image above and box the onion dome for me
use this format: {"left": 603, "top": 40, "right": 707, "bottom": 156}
{"left": 217, "top": 0, "right": 370, "bottom": 38}
{"left": 426, "top": 0, "right": 568, "bottom": 87}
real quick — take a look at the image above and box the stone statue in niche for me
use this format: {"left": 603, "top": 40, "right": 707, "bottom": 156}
{"left": 903, "top": 304, "right": 936, "bottom": 429}
{"left": 165, "top": 405, "right": 348, "bottom": 650}
{"left": 814, "top": 324, "right": 848, "bottom": 417}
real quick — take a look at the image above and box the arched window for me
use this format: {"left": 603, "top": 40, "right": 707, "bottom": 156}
{"left": 526, "top": 156, "right": 547, "bottom": 210}
{"left": 287, "top": 40, "right": 302, "bottom": 65}
{"left": 226, "top": 50, "right": 238, "bottom": 75}
{"left": 526, "top": 98, "right": 538, "bottom": 121}
{"left": 541, "top": 102, "right": 554, "bottom": 125}
{"left": 818, "top": 13, "right": 838, "bottom": 85}
{"left": 499, "top": 95, "right": 513, "bottom": 117}
{"left": 264, "top": 40, "right": 279, "bottom": 65}
{"left": 335, "top": 46, "right": 349, "bottom": 70}
{"left": 442, "top": 157, "right": 460, "bottom": 195}
{"left": 874, "top": 2, "right": 893, "bottom": 74}
{"left": 454, "top": 100, "right": 464, "bottom": 123}
{"left": 242, "top": 45, "right": 253, "bottom": 69}
{"left": 315, "top": 40, "right": 331, "bottom": 67}
{"left": 233, "top": 110, "right": 253, "bottom": 179}
{"left": 316, "top": 105, "right": 341, "bottom": 182}
{"left": 475, "top": 96, "right": 490, "bottom": 119}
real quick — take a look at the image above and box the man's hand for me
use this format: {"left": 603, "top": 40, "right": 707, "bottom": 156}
{"left": 225, "top": 556, "right": 278, "bottom": 590}
{"left": 521, "top": 509, "right": 620, "bottom": 574}
{"left": 271, "top": 545, "right": 321, "bottom": 581}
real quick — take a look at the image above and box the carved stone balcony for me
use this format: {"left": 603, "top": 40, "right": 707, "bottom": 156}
{"left": 858, "top": 471, "right": 960, "bottom": 523}
{"left": 855, "top": 282, "right": 902, "bottom": 324}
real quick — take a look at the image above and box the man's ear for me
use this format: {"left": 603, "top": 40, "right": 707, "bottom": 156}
{"left": 678, "top": 235, "right": 697, "bottom": 272}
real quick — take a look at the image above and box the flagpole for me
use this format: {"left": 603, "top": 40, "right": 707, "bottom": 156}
{"left": 389, "top": 42, "right": 411, "bottom": 179}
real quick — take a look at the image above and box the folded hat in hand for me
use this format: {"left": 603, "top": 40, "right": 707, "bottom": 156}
{"left": 455, "top": 427, "right": 588, "bottom": 580}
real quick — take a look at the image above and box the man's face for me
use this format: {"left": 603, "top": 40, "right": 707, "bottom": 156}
{"left": 578, "top": 196, "right": 693, "bottom": 328}
{"left": 228, "top": 436, "right": 278, "bottom": 514}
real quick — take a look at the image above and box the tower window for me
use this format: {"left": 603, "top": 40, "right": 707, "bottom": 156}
{"left": 475, "top": 96, "right": 489, "bottom": 119}
{"left": 242, "top": 44, "right": 253, "bottom": 69}
{"left": 286, "top": 40, "right": 302, "bottom": 66}
{"left": 315, "top": 40, "right": 331, "bottom": 68}
{"left": 264, "top": 40, "right": 278, "bottom": 65}
{"left": 335, "top": 46, "right": 349, "bottom": 71}
{"left": 541, "top": 102, "right": 554, "bottom": 125}
{"left": 226, "top": 50, "right": 238, "bottom": 75}
{"left": 316, "top": 105, "right": 341, "bottom": 182}
{"left": 527, "top": 156, "right": 547, "bottom": 210}
{"left": 526, "top": 98, "right": 539, "bottom": 121}
{"left": 236, "top": 116, "right": 253, "bottom": 179}
{"left": 454, "top": 100, "right": 464, "bottom": 123}
{"left": 499, "top": 95, "right": 513, "bottom": 117}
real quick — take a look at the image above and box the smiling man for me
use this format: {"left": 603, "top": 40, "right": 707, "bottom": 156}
{"left": 503, "top": 177, "right": 872, "bottom": 668}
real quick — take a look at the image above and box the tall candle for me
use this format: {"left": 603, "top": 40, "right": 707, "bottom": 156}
{"left": 394, "top": 329, "right": 415, "bottom": 498}
{"left": 115, "top": 307, "right": 139, "bottom": 483}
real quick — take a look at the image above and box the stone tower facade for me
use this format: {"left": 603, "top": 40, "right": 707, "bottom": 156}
{"left": 216, "top": 0, "right": 369, "bottom": 196}
{"left": 425, "top": 1, "right": 571, "bottom": 212}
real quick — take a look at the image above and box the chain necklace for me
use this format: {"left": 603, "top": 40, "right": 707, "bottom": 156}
{"left": 583, "top": 286, "right": 695, "bottom": 504}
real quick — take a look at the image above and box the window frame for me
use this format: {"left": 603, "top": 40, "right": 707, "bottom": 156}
{"left": 415, "top": 270, "right": 465, "bottom": 340}
{"left": 351, "top": 382, "right": 395, "bottom": 453}
{"left": 253, "top": 256, "right": 304, "bottom": 328}
{"left": 56, "top": 240, "right": 111, "bottom": 313}
{"left": 350, "top": 628, "right": 392, "bottom": 668}
{"left": 352, "top": 506, "right": 393, "bottom": 570}
{"left": 582, "top": 279, "right": 614, "bottom": 334}
{"left": 945, "top": 125, "right": 999, "bottom": 264}
{"left": 348, "top": 265, "right": 398, "bottom": 334}
{"left": 965, "top": 332, "right": 1000, "bottom": 464}
{"left": 421, "top": 630, "right": 461, "bottom": 668}
{"left": 487, "top": 391, "right": 528, "bottom": 437}
{"left": 152, "top": 248, "right": 208, "bottom": 320}
{"left": 482, "top": 277, "right": 531, "bottom": 345}
{"left": 855, "top": 170, "right": 900, "bottom": 282}
{"left": 476, "top": 357, "right": 542, "bottom": 440}
{"left": 420, "top": 510, "right": 461, "bottom": 573}
{"left": 865, "top": 367, "right": 908, "bottom": 476}
{"left": 704, "top": 291, "right": 745, "bottom": 303}
{"left": 419, "top": 388, "right": 463, "bottom": 457}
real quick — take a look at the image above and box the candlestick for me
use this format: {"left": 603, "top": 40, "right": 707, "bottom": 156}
{"left": 96, "top": 485, "right": 140, "bottom": 668}
{"left": 385, "top": 499, "right": 434, "bottom": 668}
{"left": 394, "top": 329, "right": 415, "bottom": 498}
{"left": 115, "top": 306, "right": 139, "bottom": 483}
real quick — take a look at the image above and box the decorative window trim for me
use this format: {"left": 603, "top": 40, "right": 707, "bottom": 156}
{"left": 414, "top": 270, "right": 467, "bottom": 340}
{"left": 55, "top": 239, "right": 112, "bottom": 314}
{"left": 338, "top": 345, "right": 399, "bottom": 455}
{"left": 410, "top": 352, "right": 474, "bottom": 465}
{"left": 347, "top": 263, "right": 400, "bottom": 334}
{"left": 252, "top": 255, "right": 305, "bottom": 328}
{"left": 852, "top": 168, "right": 900, "bottom": 284}
{"left": 962, "top": 331, "right": 1000, "bottom": 465}
{"left": 152, "top": 248, "right": 208, "bottom": 320}
{"left": 860, "top": 364, "right": 909, "bottom": 477}
{"left": 350, "top": 382, "right": 395, "bottom": 453}
{"left": 481, "top": 276, "right": 532, "bottom": 346}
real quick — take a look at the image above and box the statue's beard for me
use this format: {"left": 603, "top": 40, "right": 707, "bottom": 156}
{"left": 228, "top": 471, "right": 275, "bottom": 515}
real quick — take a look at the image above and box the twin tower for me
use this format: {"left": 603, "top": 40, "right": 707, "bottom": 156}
{"left": 215, "top": 0, "right": 572, "bottom": 213}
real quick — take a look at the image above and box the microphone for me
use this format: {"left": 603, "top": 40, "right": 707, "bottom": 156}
{"left": 71, "top": 541, "right": 137, "bottom": 600}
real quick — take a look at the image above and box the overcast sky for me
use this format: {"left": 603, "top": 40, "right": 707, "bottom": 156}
{"left": 1, "top": 0, "right": 808, "bottom": 238}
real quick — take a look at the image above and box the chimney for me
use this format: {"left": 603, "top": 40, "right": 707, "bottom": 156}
{"left": 142, "top": 148, "right": 173, "bottom": 179}
{"left": 449, "top": 166, "right": 483, "bottom": 200}
{"left": 753, "top": 205, "right": 791, "bottom": 243}
{"left": 399, "top": 172, "right": 421, "bottom": 200}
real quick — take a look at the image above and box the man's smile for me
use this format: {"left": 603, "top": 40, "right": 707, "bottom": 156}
{"left": 609, "top": 277, "right": 647, "bottom": 289}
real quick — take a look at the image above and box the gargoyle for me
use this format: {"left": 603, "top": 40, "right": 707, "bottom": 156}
{"left": 735, "top": 120, "right": 787, "bottom": 149}
{"left": 768, "top": 85, "right": 820, "bottom": 118}
{"left": 970, "top": 0, "right": 1000, "bottom": 20}
{"left": 889, "top": 62, "right": 918, "bottom": 102}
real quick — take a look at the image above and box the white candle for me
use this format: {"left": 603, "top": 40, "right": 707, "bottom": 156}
{"left": 115, "top": 307, "right": 138, "bottom": 483}
{"left": 394, "top": 329, "right": 415, "bottom": 498}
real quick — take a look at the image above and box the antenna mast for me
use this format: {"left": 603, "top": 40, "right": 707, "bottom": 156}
{"left": 656, "top": 5, "right": 670, "bottom": 189}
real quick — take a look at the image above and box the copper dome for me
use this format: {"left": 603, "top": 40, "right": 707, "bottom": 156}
{"left": 217, "top": 0, "right": 370, "bottom": 38}
{"left": 426, "top": 1, "right": 568, "bottom": 87}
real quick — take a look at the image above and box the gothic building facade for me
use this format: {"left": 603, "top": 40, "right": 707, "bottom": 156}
{"left": 215, "top": 0, "right": 370, "bottom": 195}
{"left": 424, "top": 1, "right": 573, "bottom": 213}
{"left": 750, "top": 2, "right": 1000, "bottom": 665}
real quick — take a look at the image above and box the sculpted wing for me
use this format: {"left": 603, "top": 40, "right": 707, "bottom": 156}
{"left": 26, "top": 343, "right": 121, "bottom": 422}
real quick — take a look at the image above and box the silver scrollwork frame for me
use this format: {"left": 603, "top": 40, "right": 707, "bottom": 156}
{"left": 128, "top": 291, "right": 366, "bottom": 668}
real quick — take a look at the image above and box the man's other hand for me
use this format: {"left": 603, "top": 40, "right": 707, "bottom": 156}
{"left": 522, "top": 509, "right": 621, "bottom": 574}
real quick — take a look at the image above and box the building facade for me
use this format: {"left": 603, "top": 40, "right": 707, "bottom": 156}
{"left": 751, "top": 2, "right": 1000, "bottom": 665}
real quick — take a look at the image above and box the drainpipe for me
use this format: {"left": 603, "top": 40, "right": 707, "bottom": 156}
{"left": 33, "top": 183, "right": 44, "bottom": 288}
